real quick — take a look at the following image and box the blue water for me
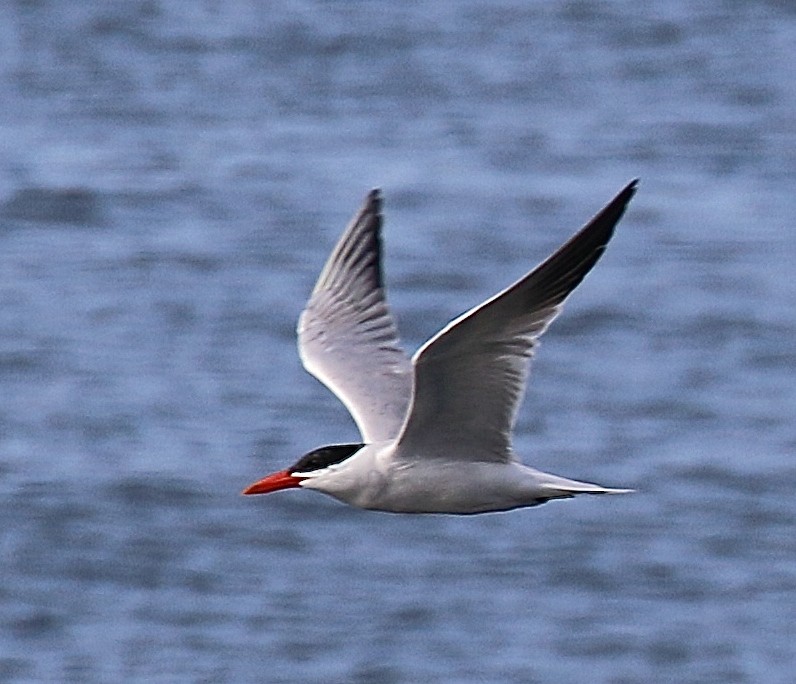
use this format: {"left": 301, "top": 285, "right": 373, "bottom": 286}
{"left": 1, "top": 1, "right": 795, "bottom": 682}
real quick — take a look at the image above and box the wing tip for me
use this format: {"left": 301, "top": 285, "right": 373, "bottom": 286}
{"left": 616, "top": 178, "right": 640, "bottom": 207}
{"left": 366, "top": 187, "right": 383, "bottom": 210}
{"left": 580, "top": 178, "right": 639, "bottom": 245}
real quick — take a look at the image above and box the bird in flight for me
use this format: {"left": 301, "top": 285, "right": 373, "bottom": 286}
{"left": 244, "top": 181, "right": 637, "bottom": 514}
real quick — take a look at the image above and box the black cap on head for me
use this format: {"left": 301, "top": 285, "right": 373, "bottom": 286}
{"left": 289, "top": 443, "right": 364, "bottom": 474}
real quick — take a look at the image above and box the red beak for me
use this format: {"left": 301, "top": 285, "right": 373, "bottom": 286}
{"left": 242, "top": 469, "right": 304, "bottom": 496}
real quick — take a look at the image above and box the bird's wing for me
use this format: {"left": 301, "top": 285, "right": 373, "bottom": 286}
{"left": 396, "top": 180, "right": 638, "bottom": 462}
{"left": 298, "top": 189, "right": 413, "bottom": 443}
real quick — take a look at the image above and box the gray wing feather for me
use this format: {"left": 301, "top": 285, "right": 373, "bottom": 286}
{"left": 298, "top": 189, "right": 412, "bottom": 443}
{"left": 397, "top": 180, "right": 638, "bottom": 462}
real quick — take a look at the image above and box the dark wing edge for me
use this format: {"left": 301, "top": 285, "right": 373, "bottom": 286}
{"left": 506, "top": 179, "right": 639, "bottom": 319}
{"left": 313, "top": 189, "right": 385, "bottom": 295}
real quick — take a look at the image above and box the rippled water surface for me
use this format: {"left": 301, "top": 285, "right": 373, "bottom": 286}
{"left": 1, "top": 2, "right": 795, "bottom": 682}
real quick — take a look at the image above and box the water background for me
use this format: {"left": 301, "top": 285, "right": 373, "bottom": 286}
{"left": 1, "top": 2, "right": 795, "bottom": 682}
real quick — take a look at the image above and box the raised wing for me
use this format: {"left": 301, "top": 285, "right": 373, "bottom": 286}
{"left": 298, "top": 189, "right": 413, "bottom": 443}
{"left": 396, "top": 180, "right": 638, "bottom": 462}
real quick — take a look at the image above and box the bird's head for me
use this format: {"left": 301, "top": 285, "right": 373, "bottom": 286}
{"left": 242, "top": 443, "right": 365, "bottom": 496}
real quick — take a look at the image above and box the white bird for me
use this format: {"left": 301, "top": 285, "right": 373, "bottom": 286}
{"left": 244, "top": 181, "right": 638, "bottom": 514}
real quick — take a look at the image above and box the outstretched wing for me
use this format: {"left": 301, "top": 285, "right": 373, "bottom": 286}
{"left": 298, "top": 189, "right": 413, "bottom": 443}
{"left": 397, "top": 180, "right": 638, "bottom": 462}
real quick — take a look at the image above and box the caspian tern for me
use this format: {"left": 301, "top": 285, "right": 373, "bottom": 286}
{"left": 244, "top": 181, "right": 638, "bottom": 514}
